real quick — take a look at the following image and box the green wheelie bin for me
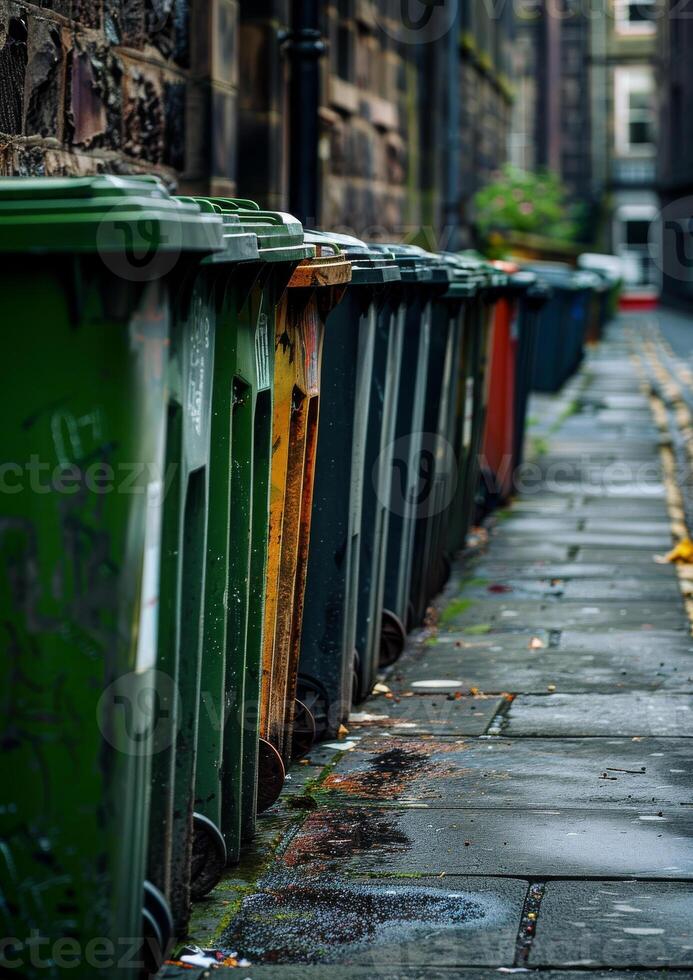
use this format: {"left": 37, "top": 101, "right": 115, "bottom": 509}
{"left": 146, "top": 198, "right": 313, "bottom": 936}
{"left": 0, "top": 176, "right": 224, "bottom": 979}
{"left": 408, "top": 256, "right": 479, "bottom": 626}
{"left": 296, "top": 233, "right": 399, "bottom": 737}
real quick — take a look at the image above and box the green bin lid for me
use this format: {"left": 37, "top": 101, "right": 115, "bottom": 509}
{"left": 0, "top": 175, "right": 226, "bottom": 254}
{"left": 438, "top": 253, "right": 481, "bottom": 299}
{"left": 179, "top": 197, "right": 260, "bottom": 264}
{"left": 370, "top": 243, "right": 435, "bottom": 284}
{"left": 308, "top": 231, "right": 400, "bottom": 285}
{"left": 207, "top": 198, "right": 314, "bottom": 263}
{"left": 458, "top": 250, "right": 509, "bottom": 291}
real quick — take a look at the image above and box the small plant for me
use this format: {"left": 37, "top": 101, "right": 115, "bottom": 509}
{"left": 474, "top": 165, "right": 579, "bottom": 256}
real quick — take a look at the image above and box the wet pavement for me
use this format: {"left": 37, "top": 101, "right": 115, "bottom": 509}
{"left": 163, "top": 317, "right": 693, "bottom": 977}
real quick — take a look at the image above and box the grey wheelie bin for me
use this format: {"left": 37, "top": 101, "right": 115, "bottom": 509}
{"left": 409, "top": 255, "right": 480, "bottom": 626}
{"left": 447, "top": 255, "right": 507, "bottom": 555}
{"left": 379, "top": 245, "right": 450, "bottom": 638}
{"left": 297, "top": 233, "right": 399, "bottom": 737}
{"left": 352, "top": 247, "right": 405, "bottom": 699}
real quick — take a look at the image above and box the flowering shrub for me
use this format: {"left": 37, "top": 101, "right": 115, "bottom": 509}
{"left": 474, "top": 166, "right": 579, "bottom": 254}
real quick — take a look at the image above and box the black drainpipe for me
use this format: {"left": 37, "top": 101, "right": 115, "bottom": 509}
{"left": 285, "top": 0, "right": 326, "bottom": 225}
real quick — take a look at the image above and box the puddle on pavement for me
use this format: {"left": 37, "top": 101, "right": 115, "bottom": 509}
{"left": 222, "top": 882, "right": 494, "bottom": 963}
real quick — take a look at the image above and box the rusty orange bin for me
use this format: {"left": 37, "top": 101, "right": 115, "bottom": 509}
{"left": 258, "top": 241, "right": 351, "bottom": 809}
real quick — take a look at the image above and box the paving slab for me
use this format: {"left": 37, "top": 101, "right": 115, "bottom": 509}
{"left": 164, "top": 969, "right": 689, "bottom": 980}
{"left": 319, "top": 735, "right": 693, "bottom": 810}
{"left": 576, "top": 546, "right": 678, "bottom": 563}
{"left": 438, "top": 598, "right": 688, "bottom": 632}
{"left": 531, "top": 880, "right": 693, "bottom": 968}
{"left": 497, "top": 519, "right": 670, "bottom": 540}
{"left": 527, "top": 482, "right": 666, "bottom": 499}
{"left": 465, "top": 561, "right": 677, "bottom": 581}
{"left": 217, "top": 875, "right": 525, "bottom": 967}
{"left": 390, "top": 644, "right": 693, "bottom": 694}
{"left": 347, "top": 694, "right": 505, "bottom": 736}
{"left": 279, "top": 807, "right": 693, "bottom": 879}
{"left": 493, "top": 532, "right": 671, "bottom": 551}
{"left": 504, "top": 693, "right": 693, "bottom": 736}
{"left": 450, "top": 577, "right": 681, "bottom": 601}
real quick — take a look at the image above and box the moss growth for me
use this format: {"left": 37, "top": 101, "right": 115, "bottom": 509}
{"left": 549, "top": 399, "right": 580, "bottom": 433}
{"left": 463, "top": 623, "right": 493, "bottom": 636}
{"left": 440, "top": 597, "right": 475, "bottom": 623}
{"left": 530, "top": 435, "right": 550, "bottom": 457}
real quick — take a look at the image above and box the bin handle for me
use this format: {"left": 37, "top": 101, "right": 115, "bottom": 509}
{"left": 305, "top": 239, "right": 344, "bottom": 258}
{"left": 191, "top": 198, "right": 283, "bottom": 224}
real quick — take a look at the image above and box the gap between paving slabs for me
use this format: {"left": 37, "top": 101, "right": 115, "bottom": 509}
{"left": 167, "top": 325, "right": 693, "bottom": 974}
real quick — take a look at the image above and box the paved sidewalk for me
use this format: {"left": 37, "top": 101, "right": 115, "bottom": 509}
{"left": 166, "top": 320, "right": 693, "bottom": 977}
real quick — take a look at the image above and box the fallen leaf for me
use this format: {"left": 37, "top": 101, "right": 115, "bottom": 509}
{"left": 655, "top": 538, "right": 693, "bottom": 564}
{"left": 337, "top": 724, "right": 349, "bottom": 738}
{"left": 372, "top": 682, "right": 391, "bottom": 695}
{"left": 547, "top": 684, "right": 556, "bottom": 692}
{"left": 529, "top": 636, "right": 545, "bottom": 650}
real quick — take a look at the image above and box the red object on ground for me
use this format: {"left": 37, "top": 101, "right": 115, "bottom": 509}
{"left": 482, "top": 261, "right": 519, "bottom": 502}
{"left": 619, "top": 291, "right": 659, "bottom": 311}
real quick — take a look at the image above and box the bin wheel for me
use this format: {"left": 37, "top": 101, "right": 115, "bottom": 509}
{"left": 291, "top": 699, "right": 316, "bottom": 760}
{"left": 257, "top": 738, "right": 286, "bottom": 814}
{"left": 295, "top": 677, "right": 330, "bottom": 741}
{"left": 140, "top": 881, "right": 173, "bottom": 978}
{"left": 379, "top": 609, "right": 407, "bottom": 667}
{"left": 190, "top": 812, "right": 227, "bottom": 900}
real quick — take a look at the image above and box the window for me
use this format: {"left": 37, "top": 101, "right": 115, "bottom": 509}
{"left": 614, "top": 67, "right": 656, "bottom": 156}
{"left": 614, "top": 0, "right": 657, "bottom": 35}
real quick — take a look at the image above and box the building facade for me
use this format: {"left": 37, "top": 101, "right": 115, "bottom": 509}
{"left": 510, "top": 0, "right": 659, "bottom": 289}
{"left": 0, "top": 0, "right": 515, "bottom": 242}
{"left": 656, "top": 0, "right": 693, "bottom": 307}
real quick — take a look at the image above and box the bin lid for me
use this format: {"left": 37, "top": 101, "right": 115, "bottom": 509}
{"left": 370, "top": 243, "right": 441, "bottom": 284}
{"left": 179, "top": 197, "right": 260, "bottom": 264}
{"left": 438, "top": 253, "right": 480, "bottom": 298}
{"left": 492, "top": 262, "right": 538, "bottom": 296}
{"left": 308, "top": 231, "right": 400, "bottom": 284}
{"left": 205, "top": 198, "right": 315, "bottom": 263}
{"left": 523, "top": 261, "right": 599, "bottom": 293}
{"left": 457, "top": 250, "right": 509, "bottom": 291}
{"left": 0, "top": 175, "right": 226, "bottom": 254}
{"left": 526, "top": 278, "right": 553, "bottom": 305}
{"left": 289, "top": 233, "right": 353, "bottom": 288}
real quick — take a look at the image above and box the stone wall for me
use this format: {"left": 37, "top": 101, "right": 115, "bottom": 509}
{"left": 0, "top": 0, "right": 515, "bottom": 242}
{"left": 0, "top": 0, "right": 239, "bottom": 194}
